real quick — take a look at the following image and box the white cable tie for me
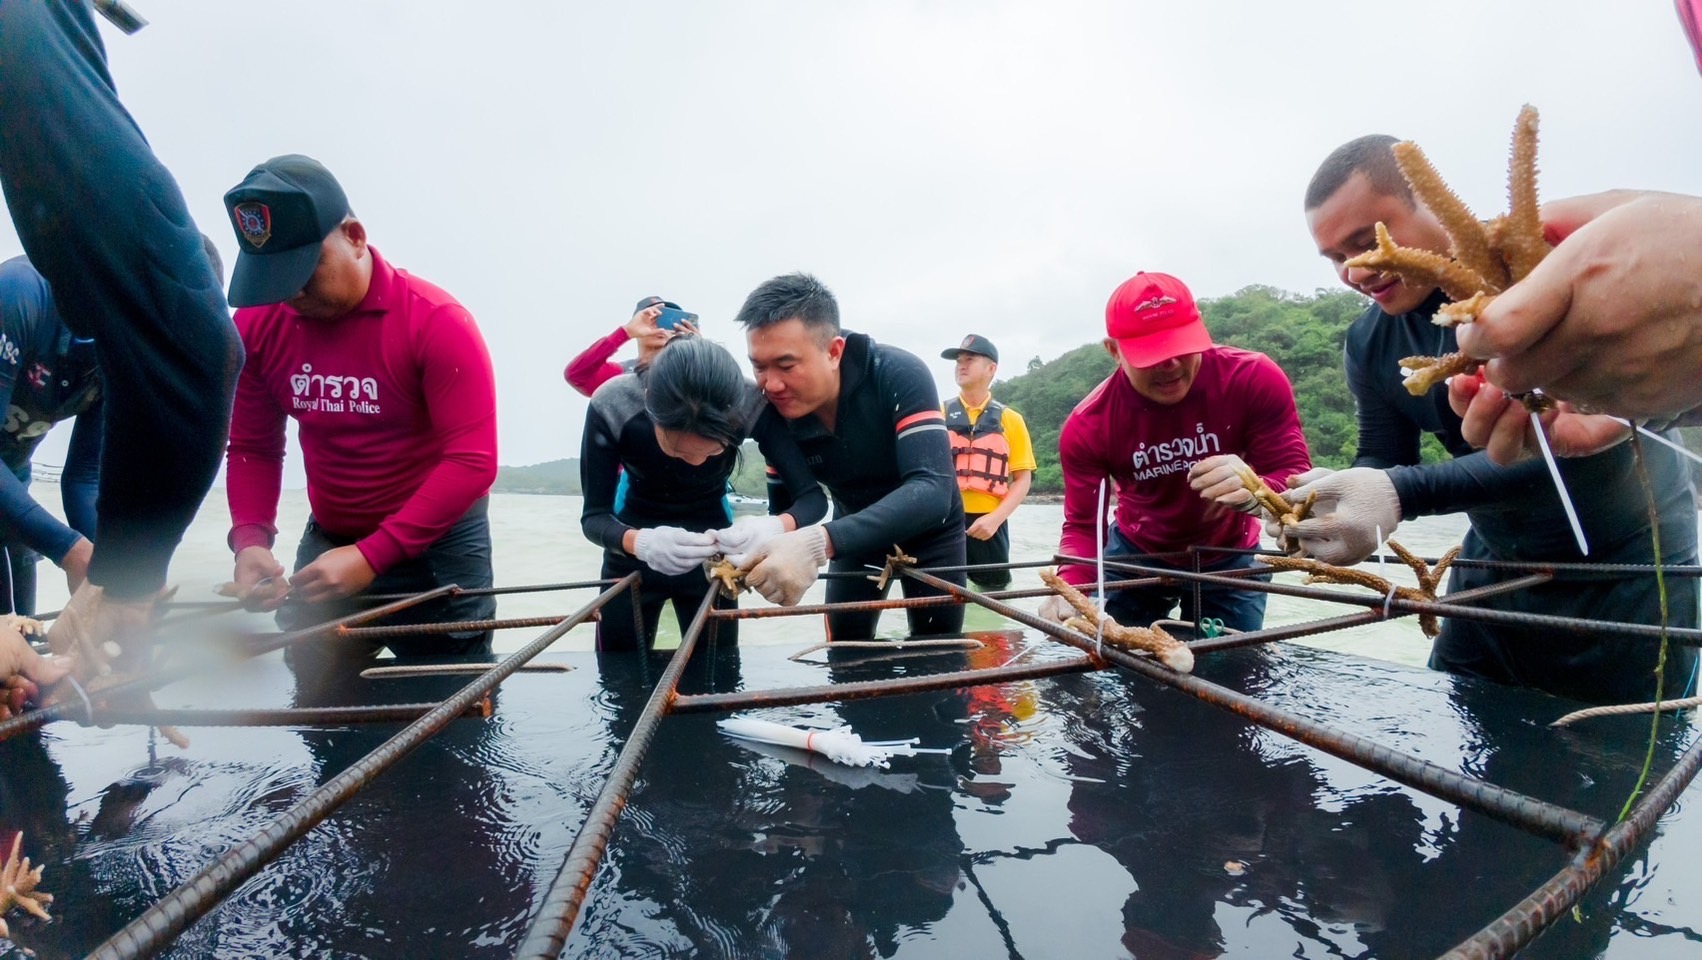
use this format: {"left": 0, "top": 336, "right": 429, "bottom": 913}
{"left": 1614, "top": 418, "right": 1702, "bottom": 466}
{"left": 1382, "top": 584, "right": 1398, "bottom": 620}
{"left": 64, "top": 674, "right": 95, "bottom": 724}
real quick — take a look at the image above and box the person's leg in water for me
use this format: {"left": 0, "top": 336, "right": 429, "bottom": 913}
{"left": 0, "top": 1, "right": 241, "bottom": 677}
{"left": 824, "top": 529, "right": 967, "bottom": 641}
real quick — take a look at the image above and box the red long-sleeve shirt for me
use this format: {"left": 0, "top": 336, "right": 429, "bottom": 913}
{"left": 226, "top": 247, "right": 498, "bottom": 574}
{"left": 1056, "top": 346, "right": 1309, "bottom": 585}
{"left": 563, "top": 325, "right": 631, "bottom": 397}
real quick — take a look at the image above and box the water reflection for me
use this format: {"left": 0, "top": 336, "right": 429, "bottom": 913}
{"left": 572, "top": 642, "right": 969, "bottom": 958}
{"left": 1, "top": 633, "right": 1697, "bottom": 958}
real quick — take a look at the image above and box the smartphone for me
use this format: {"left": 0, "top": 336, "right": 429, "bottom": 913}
{"left": 655, "top": 306, "right": 699, "bottom": 331}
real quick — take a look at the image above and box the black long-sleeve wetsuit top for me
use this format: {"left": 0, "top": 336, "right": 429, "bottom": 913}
{"left": 580, "top": 373, "right": 827, "bottom": 551}
{"left": 1347, "top": 290, "right": 1694, "bottom": 564}
{"left": 768, "top": 332, "right": 963, "bottom": 560}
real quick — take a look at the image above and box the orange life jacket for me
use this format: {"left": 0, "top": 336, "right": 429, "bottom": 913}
{"left": 944, "top": 397, "right": 1012, "bottom": 498}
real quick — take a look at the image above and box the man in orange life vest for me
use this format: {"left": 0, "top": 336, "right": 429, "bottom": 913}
{"left": 940, "top": 335, "right": 1036, "bottom": 590}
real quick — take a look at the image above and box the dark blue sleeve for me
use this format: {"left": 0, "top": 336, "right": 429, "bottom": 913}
{"left": 61, "top": 404, "right": 100, "bottom": 539}
{"left": 0, "top": 261, "right": 81, "bottom": 560}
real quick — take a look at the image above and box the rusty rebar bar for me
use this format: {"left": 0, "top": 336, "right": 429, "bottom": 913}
{"left": 85, "top": 701, "right": 493, "bottom": 727}
{"left": 83, "top": 574, "right": 637, "bottom": 960}
{"left": 671, "top": 656, "right": 1101, "bottom": 714}
{"left": 355, "top": 577, "right": 622, "bottom": 602}
{"left": 709, "top": 577, "right": 1161, "bottom": 620}
{"left": 1190, "top": 543, "right": 1702, "bottom": 579}
{"left": 903, "top": 567, "right": 1607, "bottom": 847}
{"left": 1188, "top": 574, "right": 1553, "bottom": 654}
{"left": 1439, "top": 734, "right": 1702, "bottom": 960}
{"left": 1060, "top": 555, "right": 1702, "bottom": 647}
{"left": 0, "top": 585, "right": 459, "bottom": 743}
{"left": 514, "top": 585, "right": 722, "bottom": 959}
{"left": 337, "top": 615, "right": 571, "bottom": 639}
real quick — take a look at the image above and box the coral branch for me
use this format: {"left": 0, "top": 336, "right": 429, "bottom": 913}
{"left": 1260, "top": 540, "right": 1454, "bottom": 637}
{"left": 1039, "top": 569, "right": 1194, "bottom": 672}
{"left": 1393, "top": 142, "right": 1508, "bottom": 291}
{"left": 1399, "top": 353, "right": 1479, "bottom": 396}
{"left": 0, "top": 832, "right": 53, "bottom": 938}
{"left": 1345, "top": 223, "right": 1495, "bottom": 303}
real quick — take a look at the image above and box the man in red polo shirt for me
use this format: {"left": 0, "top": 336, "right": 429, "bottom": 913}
{"left": 221, "top": 155, "right": 499, "bottom": 686}
{"left": 1042, "top": 272, "right": 1310, "bottom": 633}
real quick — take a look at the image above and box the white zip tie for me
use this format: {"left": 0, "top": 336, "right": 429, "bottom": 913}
{"left": 1531, "top": 410, "right": 1590, "bottom": 556}
{"left": 1383, "top": 584, "right": 1398, "bottom": 620}
{"left": 1613, "top": 418, "right": 1702, "bottom": 466}
{"left": 1094, "top": 477, "right": 1108, "bottom": 657}
{"left": 63, "top": 674, "right": 94, "bottom": 724}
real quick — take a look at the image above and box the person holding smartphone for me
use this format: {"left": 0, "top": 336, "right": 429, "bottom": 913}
{"left": 564, "top": 296, "right": 699, "bottom": 397}
{"left": 580, "top": 335, "right": 826, "bottom": 651}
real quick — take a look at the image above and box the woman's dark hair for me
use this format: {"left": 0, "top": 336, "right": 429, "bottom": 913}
{"left": 644, "top": 335, "right": 747, "bottom": 450}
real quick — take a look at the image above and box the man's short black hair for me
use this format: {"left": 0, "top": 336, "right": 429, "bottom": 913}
{"left": 733, "top": 272, "right": 840, "bottom": 342}
{"left": 1305, "top": 134, "right": 1413, "bottom": 211}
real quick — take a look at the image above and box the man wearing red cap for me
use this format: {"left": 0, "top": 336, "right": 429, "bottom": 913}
{"left": 1040, "top": 272, "right": 1310, "bottom": 632}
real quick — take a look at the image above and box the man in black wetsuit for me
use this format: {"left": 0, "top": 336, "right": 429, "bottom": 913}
{"left": 1294, "top": 135, "right": 1699, "bottom": 705}
{"left": 734, "top": 273, "right": 967, "bottom": 641}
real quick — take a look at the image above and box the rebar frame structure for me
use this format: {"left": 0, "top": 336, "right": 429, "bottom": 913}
{"left": 1, "top": 549, "right": 1697, "bottom": 960}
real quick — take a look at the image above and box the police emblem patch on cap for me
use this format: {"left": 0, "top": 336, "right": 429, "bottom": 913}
{"left": 1134, "top": 295, "right": 1177, "bottom": 312}
{"left": 232, "top": 202, "right": 272, "bottom": 249}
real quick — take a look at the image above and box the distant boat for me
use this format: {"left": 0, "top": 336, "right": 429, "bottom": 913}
{"left": 727, "top": 493, "right": 767, "bottom": 516}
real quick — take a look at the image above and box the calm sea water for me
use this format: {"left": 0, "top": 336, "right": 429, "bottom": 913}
{"left": 6, "top": 491, "right": 1700, "bottom": 959}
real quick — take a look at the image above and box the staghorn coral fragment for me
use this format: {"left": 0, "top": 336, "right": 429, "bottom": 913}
{"left": 1501, "top": 105, "right": 1550, "bottom": 282}
{"left": 1260, "top": 539, "right": 1453, "bottom": 637}
{"left": 1392, "top": 141, "right": 1508, "bottom": 291}
{"left": 1398, "top": 353, "right": 1479, "bottom": 396}
{"left": 1345, "top": 223, "right": 1495, "bottom": 304}
{"left": 1232, "top": 465, "right": 1315, "bottom": 555}
{"left": 705, "top": 557, "right": 746, "bottom": 598}
{"left": 0, "top": 831, "right": 53, "bottom": 938}
{"left": 1433, "top": 292, "right": 1495, "bottom": 328}
{"left": 1038, "top": 569, "right": 1194, "bottom": 671}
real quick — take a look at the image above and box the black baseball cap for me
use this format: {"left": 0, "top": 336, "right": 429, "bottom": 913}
{"left": 940, "top": 333, "right": 999, "bottom": 364}
{"left": 223, "top": 154, "right": 350, "bottom": 308}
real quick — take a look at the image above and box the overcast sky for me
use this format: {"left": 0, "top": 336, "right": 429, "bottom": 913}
{"left": 9, "top": 0, "right": 1702, "bottom": 476}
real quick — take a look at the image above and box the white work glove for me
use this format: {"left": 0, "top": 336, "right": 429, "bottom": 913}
{"left": 715, "top": 515, "right": 788, "bottom": 567}
{"left": 634, "top": 526, "right": 721, "bottom": 576}
{"left": 1261, "top": 467, "right": 1335, "bottom": 541}
{"left": 742, "top": 526, "right": 829, "bottom": 606}
{"left": 1187, "top": 454, "right": 1259, "bottom": 513}
{"left": 1278, "top": 467, "right": 1400, "bottom": 565}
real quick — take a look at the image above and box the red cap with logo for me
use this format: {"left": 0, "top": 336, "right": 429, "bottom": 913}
{"left": 1105, "top": 271, "right": 1211, "bottom": 367}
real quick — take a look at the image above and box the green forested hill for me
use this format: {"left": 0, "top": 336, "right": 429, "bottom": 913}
{"left": 995, "top": 286, "right": 1371, "bottom": 493}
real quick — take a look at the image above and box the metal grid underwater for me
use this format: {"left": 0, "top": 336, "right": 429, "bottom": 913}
{"left": 4, "top": 547, "right": 1700, "bottom": 960}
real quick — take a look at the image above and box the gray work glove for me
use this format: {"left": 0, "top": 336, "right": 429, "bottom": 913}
{"left": 634, "top": 526, "right": 721, "bottom": 576}
{"left": 1261, "top": 466, "right": 1334, "bottom": 541}
{"left": 1278, "top": 467, "right": 1400, "bottom": 565}
{"left": 742, "top": 526, "right": 829, "bottom": 606}
{"left": 715, "top": 515, "right": 787, "bottom": 567}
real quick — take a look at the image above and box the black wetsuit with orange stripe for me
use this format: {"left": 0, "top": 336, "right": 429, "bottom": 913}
{"left": 769, "top": 332, "right": 967, "bottom": 640}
